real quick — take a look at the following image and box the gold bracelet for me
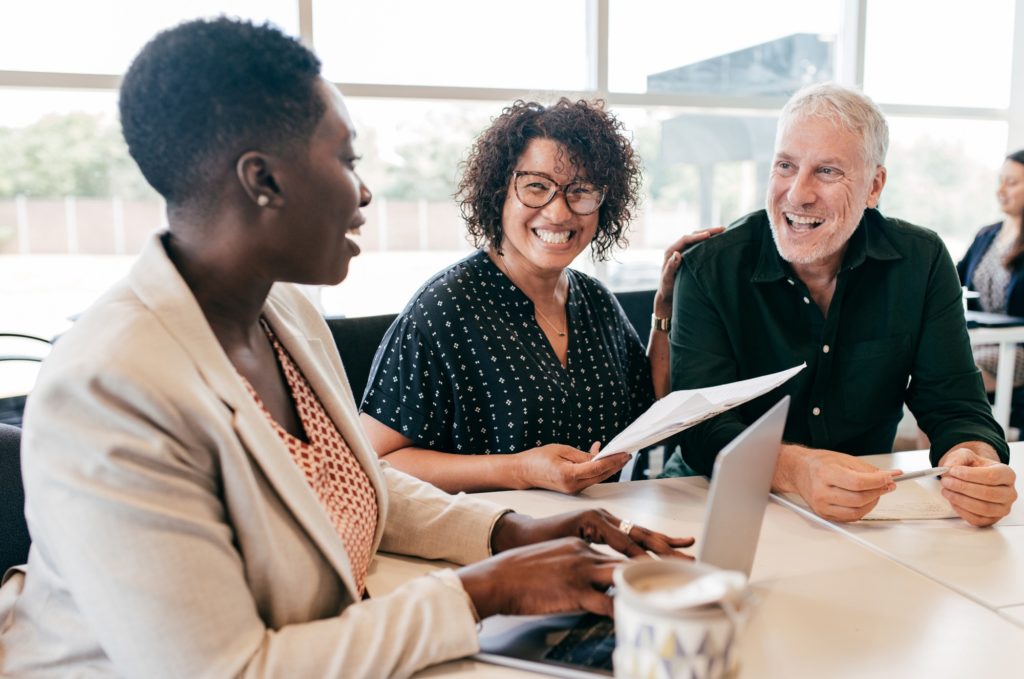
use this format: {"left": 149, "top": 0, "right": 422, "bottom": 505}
{"left": 651, "top": 314, "right": 670, "bottom": 332}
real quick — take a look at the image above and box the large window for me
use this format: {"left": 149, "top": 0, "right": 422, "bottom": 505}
{"left": 314, "top": 1, "right": 590, "bottom": 90}
{"left": 863, "top": 0, "right": 1016, "bottom": 109}
{"left": 608, "top": 0, "right": 841, "bottom": 94}
{"left": 2, "top": 0, "right": 1024, "bottom": 386}
{"left": 0, "top": 2, "right": 298, "bottom": 74}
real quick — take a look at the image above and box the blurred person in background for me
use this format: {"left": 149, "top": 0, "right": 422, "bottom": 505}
{"left": 957, "top": 150, "right": 1024, "bottom": 394}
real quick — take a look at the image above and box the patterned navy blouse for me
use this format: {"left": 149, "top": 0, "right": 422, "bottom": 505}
{"left": 361, "top": 250, "right": 654, "bottom": 454}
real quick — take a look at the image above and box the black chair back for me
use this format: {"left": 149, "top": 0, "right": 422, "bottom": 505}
{"left": 613, "top": 289, "right": 656, "bottom": 339}
{"left": 325, "top": 314, "right": 399, "bottom": 404}
{"left": 612, "top": 289, "right": 686, "bottom": 479}
{"left": 0, "top": 332, "right": 51, "bottom": 428}
{"left": 0, "top": 423, "right": 30, "bottom": 574}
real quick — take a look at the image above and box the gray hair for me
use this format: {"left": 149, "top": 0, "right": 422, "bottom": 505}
{"left": 778, "top": 82, "right": 889, "bottom": 168}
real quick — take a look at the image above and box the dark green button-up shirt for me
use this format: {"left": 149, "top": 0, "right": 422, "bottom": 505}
{"left": 667, "top": 208, "right": 1009, "bottom": 477}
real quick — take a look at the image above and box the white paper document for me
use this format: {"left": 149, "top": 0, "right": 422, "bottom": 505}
{"left": 778, "top": 478, "right": 958, "bottom": 521}
{"left": 593, "top": 363, "right": 806, "bottom": 460}
{"left": 861, "top": 478, "right": 958, "bottom": 520}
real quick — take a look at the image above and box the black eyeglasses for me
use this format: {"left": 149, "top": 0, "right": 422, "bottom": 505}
{"left": 512, "top": 171, "right": 606, "bottom": 216}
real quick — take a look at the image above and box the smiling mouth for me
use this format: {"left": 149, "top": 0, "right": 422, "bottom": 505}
{"left": 784, "top": 213, "right": 825, "bottom": 231}
{"left": 533, "top": 228, "right": 575, "bottom": 244}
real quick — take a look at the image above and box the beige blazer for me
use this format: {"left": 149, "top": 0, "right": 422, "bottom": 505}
{"left": 0, "top": 234, "right": 507, "bottom": 678}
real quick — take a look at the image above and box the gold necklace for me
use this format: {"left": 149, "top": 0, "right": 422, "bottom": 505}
{"left": 497, "top": 255, "right": 567, "bottom": 337}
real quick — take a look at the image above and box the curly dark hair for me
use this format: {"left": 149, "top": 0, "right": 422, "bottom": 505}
{"left": 119, "top": 17, "right": 325, "bottom": 209}
{"left": 456, "top": 98, "right": 642, "bottom": 261}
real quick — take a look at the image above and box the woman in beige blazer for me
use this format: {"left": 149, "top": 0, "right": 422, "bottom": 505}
{"left": 0, "top": 17, "right": 692, "bottom": 679}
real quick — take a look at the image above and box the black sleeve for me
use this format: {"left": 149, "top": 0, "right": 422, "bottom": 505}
{"left": 906, "top": 240, "right": 1010, "bottom": 465}
{"left": 360, "top": 314, "right": 455, "bottom": 451}
{"left": 670, "top": 260, "right": 748, "bottom": 476}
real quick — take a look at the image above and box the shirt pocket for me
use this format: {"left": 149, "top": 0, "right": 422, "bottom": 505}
{"left": 837, "top": 334, "right": 912, "bottom": 423}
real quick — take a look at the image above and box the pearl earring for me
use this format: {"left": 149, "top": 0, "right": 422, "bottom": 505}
{"left": 256, "top": 195, "right": 270, "bottom": 207}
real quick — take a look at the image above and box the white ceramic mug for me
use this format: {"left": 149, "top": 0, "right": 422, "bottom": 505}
{"left": 612, "top": 560, "right": 752, "bottom": 679}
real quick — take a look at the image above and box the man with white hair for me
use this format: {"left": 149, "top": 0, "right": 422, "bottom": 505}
{"left": 664, "top": 82, "right": 1017, "bottom": 526}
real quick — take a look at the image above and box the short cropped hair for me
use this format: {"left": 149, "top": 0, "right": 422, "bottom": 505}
{"left": 779, "top": 82, "right": 889, "bottom": 169}
{"left": 119, "top": 17, "right": 324, "bottom": 208}
{"left": 456, "top": 98, "right": 641, "bottom": 261}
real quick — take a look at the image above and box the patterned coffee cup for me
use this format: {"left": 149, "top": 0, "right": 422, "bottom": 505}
{"left": 612, "top": 560, "right": 752, "bottom": 679}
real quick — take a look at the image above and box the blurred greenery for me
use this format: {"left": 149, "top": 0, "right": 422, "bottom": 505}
{"left": 350, "top": 108, "right": 489, "bottom": 202}
{"left": 0, "top": 109, "right": 1000, "bottom": 252}
{"left": 882, "top": 137, "right": 996, "bottom": 244}
{"left": 631, "top": 120, "right": 700, "bottom": 209}
{"left": 0, "top": 112, "right": 155, "bottom": 199}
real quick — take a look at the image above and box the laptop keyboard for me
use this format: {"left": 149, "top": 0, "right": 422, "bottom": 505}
{"left": 543, "top": 613, "right": 616, "bottom": 673}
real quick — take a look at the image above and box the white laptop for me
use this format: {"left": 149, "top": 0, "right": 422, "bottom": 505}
{"left": 473, "top": 396, "right": 790, "bottom": 677}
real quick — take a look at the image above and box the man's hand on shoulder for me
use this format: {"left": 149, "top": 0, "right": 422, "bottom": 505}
{"left": 938, "top": 444, "right": 1017, "bottom": 527}
{"left": 774, "top": 444, "right": 898, "bottom": 522}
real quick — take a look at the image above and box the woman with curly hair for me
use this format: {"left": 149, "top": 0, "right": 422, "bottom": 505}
{"left": 360, "top": 99, "right": 719, "bottom": 494}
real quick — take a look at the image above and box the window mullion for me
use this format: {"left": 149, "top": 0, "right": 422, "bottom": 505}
{"left": 836, "top": 0, "right": 867, "bottom": 88}
{"left": 1008, "top": 0, "right": 1024, "bottom": 150}
{"left": 297, "top": 0, "right": 314, "bottom": 49}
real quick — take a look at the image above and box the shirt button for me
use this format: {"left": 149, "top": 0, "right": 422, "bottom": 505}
{"left": 812, "top": 407, "right": 821, "bottom": 416}
{"left": 822, "top": 344, "right": 830, "bottom": 354}
{"left": 803, "top": 296, "right": 811, "bottom": 304}
{"left": 787, "top": 278, "right": 795, "bottom": 285}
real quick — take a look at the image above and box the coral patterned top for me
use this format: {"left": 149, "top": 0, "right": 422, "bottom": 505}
{"left": 243, "top": 319, "right": 378, "bottom": 595}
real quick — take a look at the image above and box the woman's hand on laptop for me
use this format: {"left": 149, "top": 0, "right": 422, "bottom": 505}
{"left": 490, "top": 509, "right": 694, "bottom": 559}
{"left": 458, "top": 537, "right": 621, "bottom": 618}
{"left": 463, "top": 511, "right": 695, "bottom": 619}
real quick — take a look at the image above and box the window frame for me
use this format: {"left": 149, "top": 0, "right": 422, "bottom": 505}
{"left": 1, "top": 0, "right": 1022, "bottom": 274}
{"left": 2, "top": 0, "right": 1018, "bottom": 154}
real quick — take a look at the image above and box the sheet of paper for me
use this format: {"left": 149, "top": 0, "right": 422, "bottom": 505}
{"left": 594, "top": 363, "right": 805, "bottom": 459}
{"left": 862, "top": 479, "right": 958, "bottom": 521}
{"left": 779, "top": 479, "right": 957, "bottom": 521}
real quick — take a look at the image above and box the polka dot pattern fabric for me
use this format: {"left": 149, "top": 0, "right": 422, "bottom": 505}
{"left": 244, "top": 319, "right": 378, "bottom": 595}
{"left": 362, "top": 250, "right": 654, "bottom": 455}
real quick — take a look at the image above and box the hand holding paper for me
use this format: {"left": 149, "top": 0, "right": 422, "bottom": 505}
{"left": 593, "top": 363, "right": 806, "bottom": 460}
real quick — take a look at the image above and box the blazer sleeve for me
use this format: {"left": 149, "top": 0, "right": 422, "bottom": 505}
{"left": 379, "top": 463, "right": 510, "bottom": 563}
{"left": 19, "top": 344, "right": 487, "bottom": 679}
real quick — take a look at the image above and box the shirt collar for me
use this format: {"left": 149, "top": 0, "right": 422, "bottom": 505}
{"left": 475, "top": 250, "right": 530, "bottom": 309}
{"left": 751, "top": 208, "right": 903, "bottom": 283}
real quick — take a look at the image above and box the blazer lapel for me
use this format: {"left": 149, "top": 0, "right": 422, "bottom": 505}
{"left": 262, "top": 293, "right": 389, "bottom": 550}
{"left": 126, "top": 234, "right": 363, "bottom": 597}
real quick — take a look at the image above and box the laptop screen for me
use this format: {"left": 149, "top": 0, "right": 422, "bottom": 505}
{"left": 698, "top": 396, "right": 788, "bottom": 575}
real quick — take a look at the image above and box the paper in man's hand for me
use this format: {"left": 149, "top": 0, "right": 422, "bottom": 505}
{"left": 593, "top": 363, "right": 806, "bottom": 460}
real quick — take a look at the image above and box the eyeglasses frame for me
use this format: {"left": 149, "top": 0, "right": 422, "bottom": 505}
{"left": 511, "top": 170, "right": 607, "bottom": 216}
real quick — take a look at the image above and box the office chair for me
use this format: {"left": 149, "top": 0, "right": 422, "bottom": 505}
{"left": 612, "top": 289, "right": 656, "bottom": 340}
{"left": 611, "top": 289, "right": 680, "bottom": 480}
{"left": 0, "top": 332, "right": 52, "bottom": 427}
{"left": 324, "top": 314, "right": 399, "bottom": 405}
{"left": 0, "top": 423, "right": 31, "bottom": 574}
